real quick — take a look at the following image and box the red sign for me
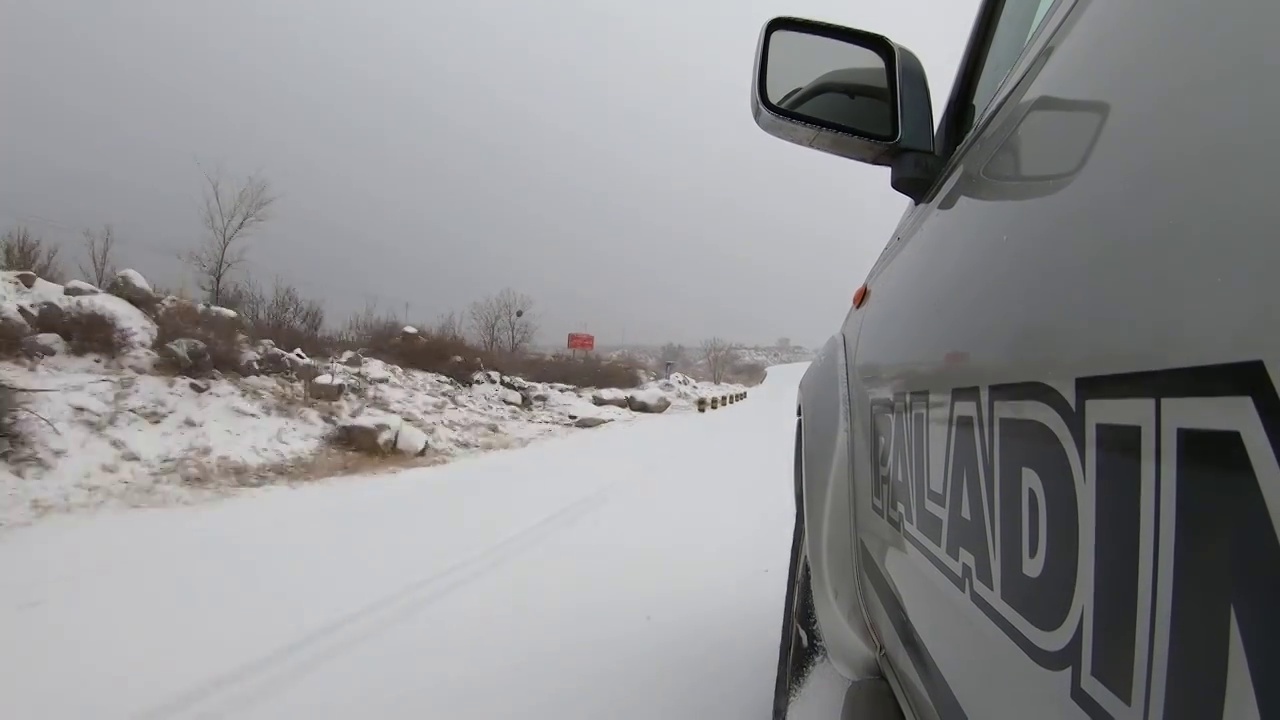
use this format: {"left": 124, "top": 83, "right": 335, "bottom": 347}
{"left": 567, "top": 333, "right": 595, "bottom": 351}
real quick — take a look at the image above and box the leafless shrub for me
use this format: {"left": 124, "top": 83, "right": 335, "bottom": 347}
{"left": 237, "top": 277, "right": 328, "bottom": 355}
{"left": 701, "top": 337, "right": 738, "bottom": 384}
{"left": 79, "top": 225, "right": 117, "bottom": 288}
{"left": 338, "top": 301, "right": 402, "bottom": 350}
{"left": 1, "top": 226, "right": 63, "bottom": 281}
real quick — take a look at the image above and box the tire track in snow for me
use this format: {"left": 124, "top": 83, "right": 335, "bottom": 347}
{"left": 133, "top": 481, "right": 620, "bottom": 720}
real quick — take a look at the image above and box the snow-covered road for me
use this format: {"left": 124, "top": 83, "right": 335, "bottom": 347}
{"left": 0, "top": 363, "right": 810, "bottom": 719}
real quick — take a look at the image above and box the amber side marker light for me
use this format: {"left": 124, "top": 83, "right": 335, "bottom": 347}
{"left": 853, "top": 284, "right": 870, "bottom": 309}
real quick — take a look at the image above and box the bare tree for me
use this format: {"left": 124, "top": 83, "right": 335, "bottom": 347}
{"left": 1, "top": 226, "right": 63, "bottom": 281}
{"left": 79, "top": 224, "right": 117, "bottom": 288}
{"left": 494, "top": 288, "right": 536, "bottom": 354}
{"left": 468, "top": 295, "right": 503, "bottom": 353}
{"left": 701, "top": 336, "right": 737, "bottom": 384}
{"left": 187, "top": 166, "right": 276, "bottom": 306}
{"left": 433, "top": 310, "right": 465, "bottom": 341}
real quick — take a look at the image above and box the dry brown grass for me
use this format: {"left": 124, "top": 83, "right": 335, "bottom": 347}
{"left": 61, "top": 310, "right": 128, "bottom": 356}
{"left": 162, "top": 446, "right": 446, "bottom": 488}
{"left": 378, "top": 333, "right": 483, "bottom": 383}
{"left": 507, "top": 355, "right": 641, "bottom": 388}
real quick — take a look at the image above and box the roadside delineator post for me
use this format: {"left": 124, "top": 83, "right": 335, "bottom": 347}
{"left": 711, "top": 396, "right": 720, "bottom": 409}
{"left": 697, "top": 397, "right": 708, "bottom": 413}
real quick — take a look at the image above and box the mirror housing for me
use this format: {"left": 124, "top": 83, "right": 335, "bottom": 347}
{"left": 752, "top": 17, "right": 939, "bottom": 201}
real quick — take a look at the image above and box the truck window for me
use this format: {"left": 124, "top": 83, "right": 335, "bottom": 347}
{"left": 963, "top": 0, "right": 1058, "bottom": 138}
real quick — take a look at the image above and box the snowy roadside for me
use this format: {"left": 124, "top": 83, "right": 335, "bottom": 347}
{"left": 0, "top": 363, "right": 808, "bottom": 720}
{"left": 0, "top": 271, "right": 747, "bottom": 529}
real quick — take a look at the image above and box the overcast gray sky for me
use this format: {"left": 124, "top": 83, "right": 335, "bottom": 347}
{"left": 0, "top": 0, "right": 978, "bottom": 348}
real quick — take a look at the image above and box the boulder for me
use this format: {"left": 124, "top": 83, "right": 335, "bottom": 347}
{"left": 237, "top": 349, "right": 262, "bottom": 376}
{"left": 574, "top": 416, "right": 612, "bottom": 429}
{"left": 394, "top": 423, "right": 429, "bottom": 456}
{"left": 338, "top": 417, "right": 429, "bottom": 456}
{"left": 159, "top": 338, "right": 212, "bottom": 375}
{"left": 21, "top": 333, "right": 66, "bottom": 358}
{"left": 500, "top": 375, "right": 532, "bottom": 392}
{"left": 470, "top": 370, "right": 502, "bottom": 385}
{"left": 591, "top": 389, "right": 630, "bottom": 409}
{"left": 64, "top": 280, "right": 101, "bottom": 297}
{"left": 338, "top": 422, "right": 395, "bottom": 454}
{"left": 308, "top": 374, "right": 346, "bottom": 401}
{"left": 362, "top": 364, "right": 392, "bottom": 384}
{"left": 340, "top": 350, "right": 365, "bottom": 368}
{"left": 258, "top": 346, "right": 313, "bottom": 377}
{"left": 259, "top": 346, "right": 292, "bottom": 374}
{"left": 13, "top": 271, "right": 37, "bottom": 289}
{"left": 33, "top": 301, "right": 65, "bottom": 335}
{"left": 106, "top": 269, "right": 156, "bottom": 307}
{"left": 189, "top": 380, "right": 211, "bottom": 394}
{"left": 626, "top": 389, "right": 672, "bottom": 414}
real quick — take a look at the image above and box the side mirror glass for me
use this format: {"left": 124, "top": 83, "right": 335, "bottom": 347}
{"left": 762, "top": 29, "right": 897, "bottom": 142}
{"left": 752, "top": 17, "right": 937, "bottom": 192}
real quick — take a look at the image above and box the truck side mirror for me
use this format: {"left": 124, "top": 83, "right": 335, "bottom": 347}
{"left": 752, "top": 17, "right": 939, "bottom": 202}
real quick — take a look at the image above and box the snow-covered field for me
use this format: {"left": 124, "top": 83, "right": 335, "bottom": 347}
{"left": 0, "top": 362, "right": 810, "bottom": 719}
